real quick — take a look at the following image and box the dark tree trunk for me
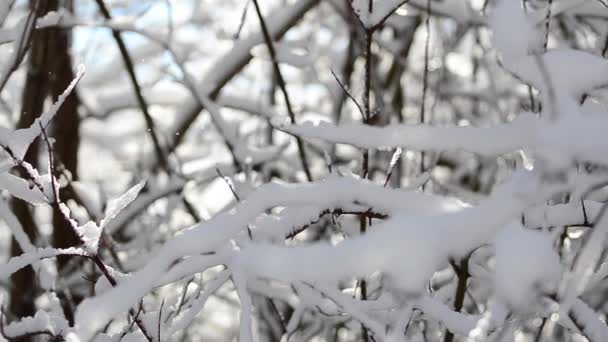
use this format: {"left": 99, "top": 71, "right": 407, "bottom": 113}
{"left": 46, "top": 0, "right": 81, "bottom": 258}
{"left": 9, "top": 0, "right": 81, "bottom": 325}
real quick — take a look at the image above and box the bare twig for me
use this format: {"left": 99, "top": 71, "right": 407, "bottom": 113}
{"left": 216, "top": 168, "right": 241, "bottom": 202}
{"left": 383, "top": 148, "right": 402, "bottom": 187}
{"left": 251, "top": 0, "right": 313, "bottom": 181}
{"left": 534, "top": 317, "right": 548, "bottom": 342}
{"left": 286, "top": 208, "right": 387, "bottom": 240}
{"left": 369, "top": 0, "right": 411, "bottom": 31}
{"left": 420, "top": 0, "right": 432, "bottom": 174}
{"left": 121, "top": 300, "right": 145, "bottom": 339}
{"left": 174, "top": 277, "right": 195, "bottom": 318}
{"left": 93, "top": 0, "right": 170, "bottom": 173}
{"left": 543, "top": 0, "right": 553, "bottom": 51}
{"left": 158, "top": 299, "right": 165, "bottom": 342}
{"left": 595, "top": 0, "right": 608, "bottom": 9}
{"left": 234, "top": 0, "right": 251, "bottom": 39}
{"left": 568, "top": 308, "right": 594, "bottom": 342}
{"left": 331, "top": 69, "right": 365, "bottom": 120}
{"left": 0, "top": 1, "right": 38, "bottom": 94}
{"left": 39, "top": 122, "right": 60, "bottom": 205}
{"left": 93, "top": 0, "right": 205, "bottom": 224}
{"left": 443, "top": 256, "right": 470, "bottom": 342}
{"left": 215, "top": 168, "right": 252, "bottom": 239}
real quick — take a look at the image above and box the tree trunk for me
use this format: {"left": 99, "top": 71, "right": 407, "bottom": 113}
{"left": 9, "top": 0, "right": 80, "bottom": 324}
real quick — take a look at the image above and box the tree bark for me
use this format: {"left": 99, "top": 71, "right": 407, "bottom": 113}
{"left": 9, "top": 0, "right": 81, "bottom": 324}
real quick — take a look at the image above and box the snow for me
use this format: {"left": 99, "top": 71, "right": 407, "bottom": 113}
{"left": 36, "top": 9, "right": 67, "bottom": 28}
{"left": 103, "top": 178, "right": 185, "bottom": 234}
{"left": 490, "top": 0, "right": 539, "bottom": 61}
{"left": 0, "top": 198, "right": 34, "bottom": 253}
{"left": 492, "top": 223, "right": 561, "bottom": 312}
{"left": 234, "top": 141, "right": 287, "bottom": 166}
{"left": 508, "top": 50, "right": 608, "bottom": 100}
{"left": 79, "top": 221, "right": 102, "bottom": 255}
{"left": 233, "top": 172, "right": 542, "bottom": 296}
{"left": 76, "top": 180, "right": 146, "bottom": 254}
{"left": 489, "top": 0, "right": 608, "bottom": 103}
{"left": 280, "top": 107, "right": 608, "bottom": 168}
{"left": 73, "top": 175, "right": 464, "bottom": 339}
{"left": 237, "top": 212, "right": 444, "bottom": 294}
{"left": 1, "top": 311, "right": 53, "bottom": 338}
{"left": 2, "top": 0, "right": 608, "bottom": 340}
{"left": 560, "top": 201, "right": 608, "bottom": 314}
{"left": 99, "top": 180, "right": 146, "bottom": 228}
{"left": 524, "top": 200, "right": 602, "bottom": 228}
{"left": 0, "top": 1, "right": 13, "bottom": 26}
{"left": 0, "top": 26, "right": 16, "bottom": 45}
{"left": 73, "top": 169, "right": 550, "bottom": 340}
{"left": 94, "top": 265, "right": 131, "bottom": 295}
{"left": 250, "top": 42, "right": 313, "bottom": 68}
{"left": 0, "top": 172, "right": 46, "bottom": 204}
{"left": 169, "top": 0, "right": 319, "bottom": 144}
{"left": 0, "top": 247, "right": 85, "bottom": 280}
{"left": 569, "top": 299, "right": 608, "bottom": 340}
{"left": 1, "top": 64, "right": 85, "bottom": 160}
{"left": 277, "top": 113, "right": 538, "bottom": 155}
{"left": 414, "top": 296, "right": 479, "bottom": 336}
{"left": 0, "top": 12, "right": 33, "bottom": 83}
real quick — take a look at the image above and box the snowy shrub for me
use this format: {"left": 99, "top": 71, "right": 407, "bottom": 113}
{"left": 1, "top": 0, "right": 608, "bottom": 341}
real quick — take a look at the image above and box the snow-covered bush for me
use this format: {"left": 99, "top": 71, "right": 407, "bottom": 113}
{"left": 1, "top": 0, "right": 608, "bottom": 341}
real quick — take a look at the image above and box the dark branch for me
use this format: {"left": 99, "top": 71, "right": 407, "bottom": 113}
{"left": 251, "top": 0, "right": 313, "bottom": 181}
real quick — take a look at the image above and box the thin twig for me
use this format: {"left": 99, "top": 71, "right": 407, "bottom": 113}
{"left": 443, "top": 256, "right": 470, "bottom": 342}
{"left": 234, "top": 0, "right": 251, "bottom": 39}
{"left": 383, "top": 148, "right": 402, "bottom": 187}
{"left": 251, "top": 0, "right": 313, "bottom": 181}
{"left": 215, "top": 168, "right": 287, "bottom": 337}
{"left": 286, "top": 208, "right": 387, "bottom": 240}
{"left": 94, "top": 0, "right": 204, "bottom": 224}
{"left": 420, "top": 0, "right": 432, "bottom": 174}
{"left": 601, "top": 32, "right": 608, "bottom": 58}
{"left": 216, "top": 168, "right": 241, "bottom": 202}
{"left": 215, "top": 168, "right": 252, "bottom": 239}
{"left": 39, "top": 123, "right": 60, "bottom": 205}
{"left": 121, "top": 301, "right": 145, "bottom": 339}
{"left": 158, "top": 299, "right": 165, "bottom": 342}
{"left": 534, "top": 317, "right": 548, "bottom": 342}
{"left": 568, "top": 309, "right": 594, "bottom": 342}
{"left": 370, "top": 0, "right": 411, "bottom": 31}
{"left": 164, "top": 0, "right": 174, "bottom": 43}
{"left": 543, "top": 0, "right": 553, "bottom": 51}
{"left": 170, "top": 0, "right": 320, "bottom": 159}
{"left": 93, "top": 0, "right": 170, "bottom": 173}
{"left": 0, "top": 1, "right": 38, "bottom": 94}
{"left": 330, "top": 69, "right": 365, "bottom": 120}
{"left": 174, "top": 277, "right": 194, "bottom": 318}
{"left": 595, "top": 0, "right": 608, "bottom": 9}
